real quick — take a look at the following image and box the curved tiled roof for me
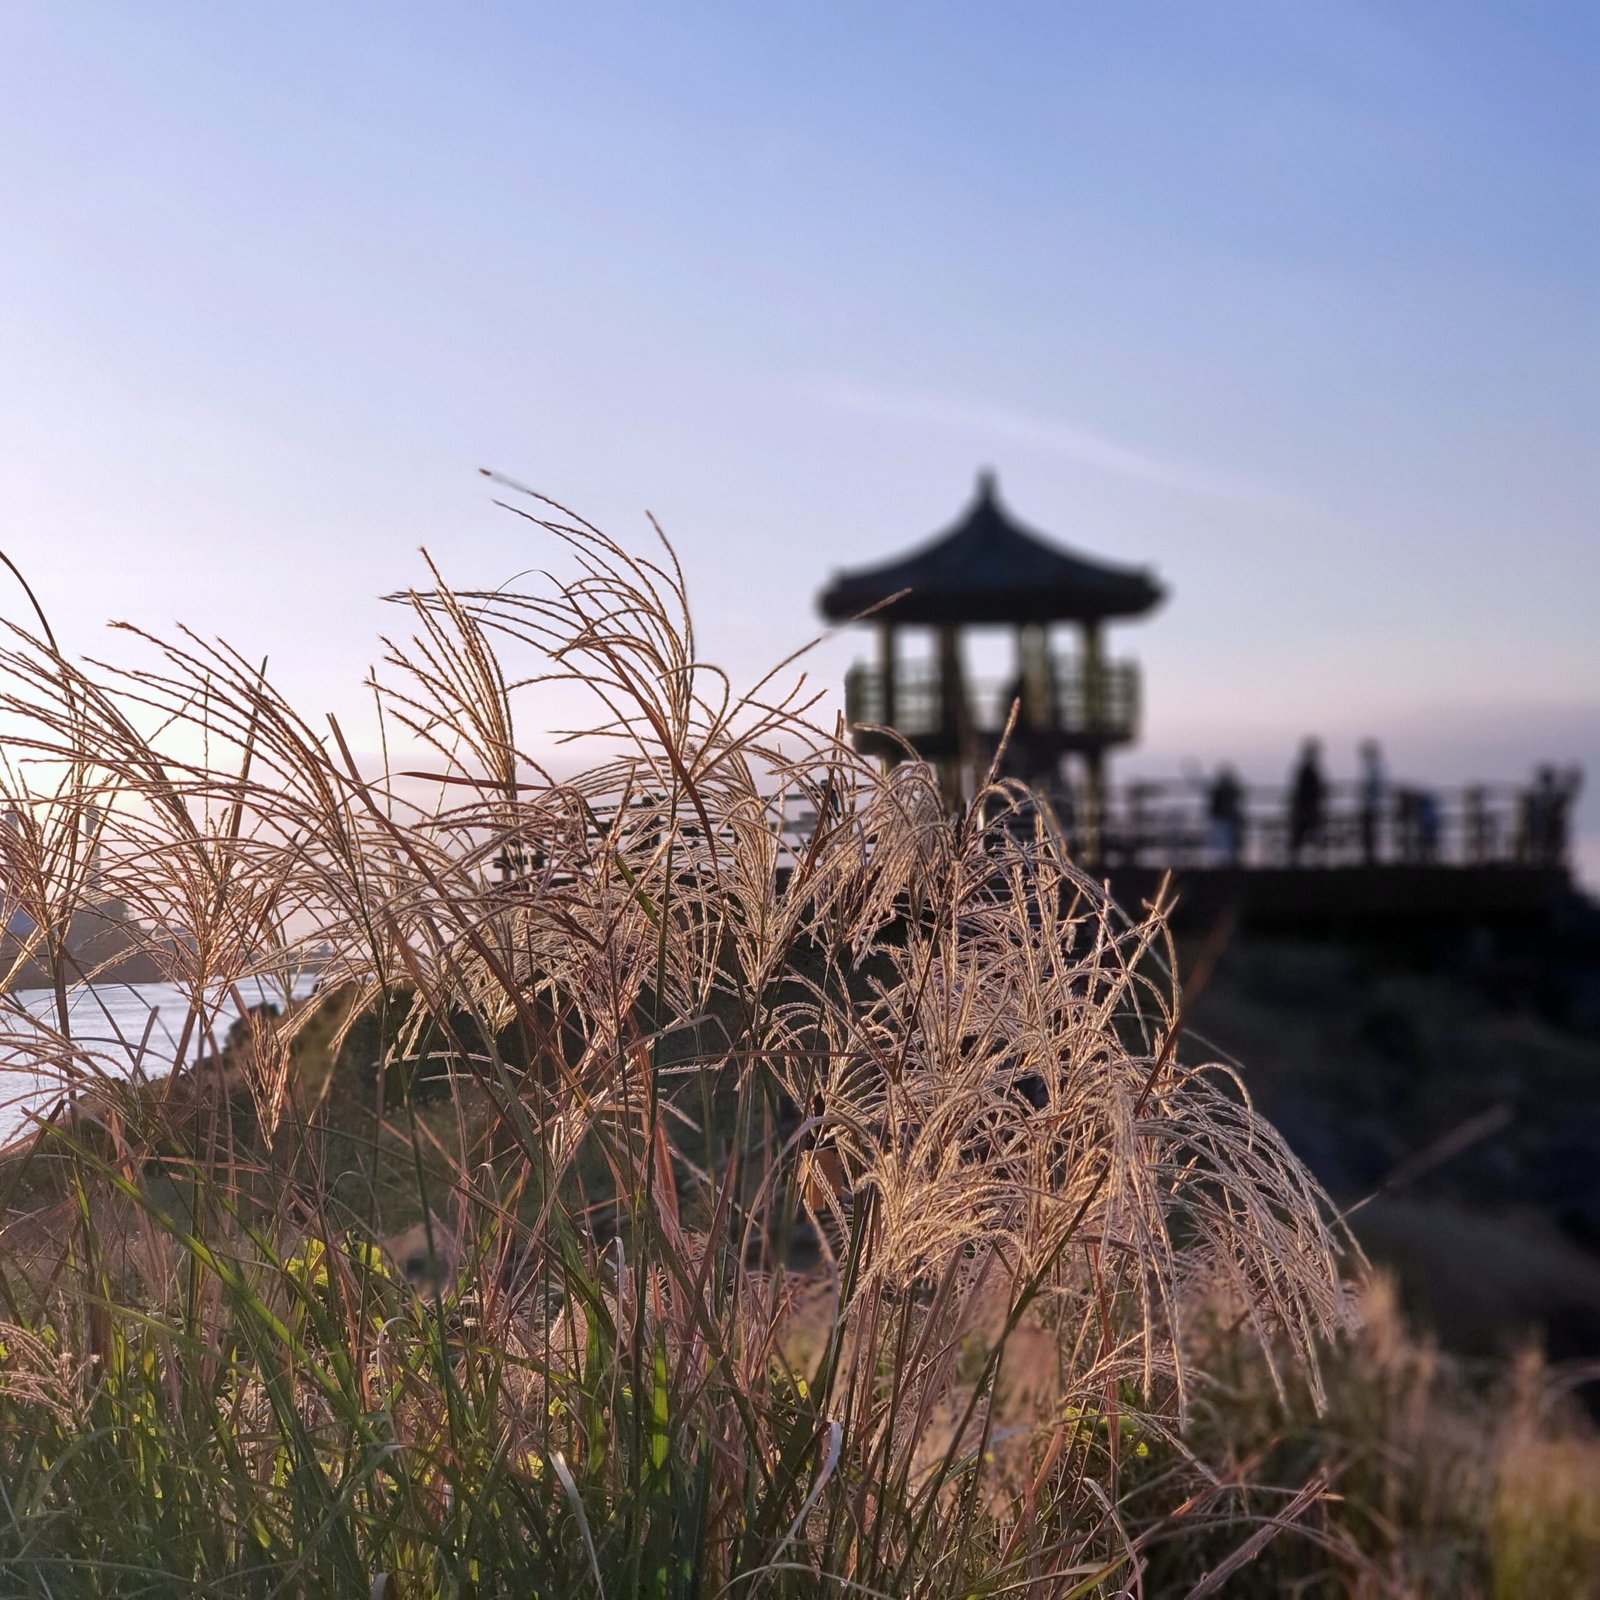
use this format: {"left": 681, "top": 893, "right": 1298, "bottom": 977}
{"left": 819, "top": 472, "right": 1164, "bottom": 626}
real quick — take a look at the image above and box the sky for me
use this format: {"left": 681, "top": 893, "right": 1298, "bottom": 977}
{"left": 1, "top": 2, "right": 1596, "bottom": 874}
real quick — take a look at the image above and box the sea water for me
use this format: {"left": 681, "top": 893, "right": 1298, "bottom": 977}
{"left": 0, "top": 975, "right": 320, "bottom": 1149}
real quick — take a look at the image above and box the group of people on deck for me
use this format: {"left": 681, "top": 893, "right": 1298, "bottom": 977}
{"left": 1278, "top": 739, "right": 1423, "bottom": 866}
{"left": 1200, "top": 743, "right": 1581, "bottom": 869}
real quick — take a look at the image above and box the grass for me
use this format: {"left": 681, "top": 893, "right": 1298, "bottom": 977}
{"left": 0, "top": 488, "right": 1592, "bottom": 1596}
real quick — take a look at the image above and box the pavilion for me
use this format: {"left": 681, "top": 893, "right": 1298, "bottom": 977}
{"left": 818, "top": 471, "right": 1164, "bottom": 820}
{"left": 812, "top": 472, "right": 1574, "bottom": 925}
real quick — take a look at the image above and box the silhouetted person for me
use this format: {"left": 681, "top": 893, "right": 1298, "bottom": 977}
{"left": 1414, "top": 788, "right": 1440, "bottom": 863}
{"left": 1123, "top": 778, "right": 1156, "bottom": 866}
{"left": 1523, "top": 764, "right": 1582, "bottom": 865}
{"left": 1357, "top": 739, "right": 1385, "bottom": 864}
{"left": 1463, "top": 785, "right": 1493, "bottom": 863}
{"left": 1559, "top": 766, "right": 1585, "bottom": 860}
{"left": 1207, "top": 765, "right": 1245, "bottom": 867}
{"left": 1393, "top": 786, "right": 1441, "bottom": 863}
{"left": 1287, "top": 738, "right": 1326, "bottom": 865}
{"left": 1523, "top": 767, "right": 1554, "bottom": 864}
{"left": 1395, "top": 788, "right": 1417, "bottom": 861}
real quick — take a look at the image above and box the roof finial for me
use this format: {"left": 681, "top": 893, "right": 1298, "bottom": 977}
{"left": 977, "top": 467, "right": 998, "bottom": 502}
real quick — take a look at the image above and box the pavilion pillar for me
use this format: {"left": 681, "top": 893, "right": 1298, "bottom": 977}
{"left": 1015, "top": 624, "right": 1054, "bottom": 732}
{"left": 937, "top": 624, "right": 968, "bottom": 808}
{"left": 1082, "top": 619, "right": 1106, "bottom": 861}
{"left": 1010, "top": 623, "right": 1056, "bottom": 788}
{"left": 1082, "top": 619, "right": 1105, "bottom": 733}
{"left": 877, "top": 622, "right": 898, "bottom": 746}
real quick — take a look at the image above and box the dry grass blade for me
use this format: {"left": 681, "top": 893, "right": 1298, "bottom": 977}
{"left": 1178, "top": 1475, "right": 1330, "bottom": 1598}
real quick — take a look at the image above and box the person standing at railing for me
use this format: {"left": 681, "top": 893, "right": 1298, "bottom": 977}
{"left": 1288, "top": 738, "right": 1327, "bottom": 865}
{"left": 1357, "top": 739, "right": 1386, "bottom": 865}
{"left": 1415, "top": 789, "right": 1440, "bottom": 863}
{"left": 1560, "top": 767, "right": 1585, "bottom": 864}
{"left": 1518, "top": 772, "right": 1541, "bottom": 864}
{"left": 1393, "top": 786, "right": 1441, "bottom": 863}
{"left": 1124, "top": 778, "right": 1156, "bottom": 866}
{"left": 1207, "top": 765, "right": 1245, "bottom": 867}
{"left": 1522, "top": 765, "right": 1583, "bottom": 866}
{"left": 1464, "top": 785, "right": 1494, "bottom": 863}
{"left": 1395, "top": 788, "right": 1417, "bottom": 861}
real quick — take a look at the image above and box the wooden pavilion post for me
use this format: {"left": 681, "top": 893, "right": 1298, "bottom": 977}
{"left": 1012, "top": 622, "right": 1056, "bottom": 787}
{"left": 937, "top": 624, "right": 968, "bottom": 808}
{"left": 1081, "top": 618, "right": 1106, "bottom": 861}
{"left": 877, "top": 622, "right": 898, "bottom": 749}
{"left": 1017, "top": 624, "right": 1054, "bottom": 731}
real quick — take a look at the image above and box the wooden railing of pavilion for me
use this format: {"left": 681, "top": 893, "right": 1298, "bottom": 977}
{"left": 843, "top": 655, "right": 1141, "bottom": 751}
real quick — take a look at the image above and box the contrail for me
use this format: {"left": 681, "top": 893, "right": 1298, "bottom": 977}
{"left": 813, "top": 375, "right": 1361, "bottom": 534}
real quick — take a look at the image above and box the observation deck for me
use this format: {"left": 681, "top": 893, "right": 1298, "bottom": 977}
{"left": 843, "top": 653, "right": 1140, "bottom": 762}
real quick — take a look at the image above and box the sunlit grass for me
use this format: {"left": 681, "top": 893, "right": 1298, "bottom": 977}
{"left": 0, "top": 490, "right": 1592, "bottom": 1596}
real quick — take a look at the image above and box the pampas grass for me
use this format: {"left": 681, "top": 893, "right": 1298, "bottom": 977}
{"left": 0, "top": 486, "right": 1419, "bottom": 1596}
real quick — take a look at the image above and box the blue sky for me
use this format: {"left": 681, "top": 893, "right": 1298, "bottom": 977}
{"left": 1, "top": 2, "right": 1595, "bottom": 865}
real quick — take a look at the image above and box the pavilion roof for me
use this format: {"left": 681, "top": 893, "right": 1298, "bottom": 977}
{"left": 817, "top": 472, "right": 1164, "bottom": 627}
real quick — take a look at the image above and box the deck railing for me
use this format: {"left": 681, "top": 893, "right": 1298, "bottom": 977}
{"left": 487, "top": 773, "right": 1576, "bottom": 891}
{"left": 1073, "top": 777, "right": 1574, "bottom": 871}
{"left": 844, "top": 656, "right": 1140, "bottom": 744}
